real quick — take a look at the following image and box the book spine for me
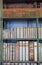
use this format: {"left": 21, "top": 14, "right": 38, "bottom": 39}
{"left": 9, "top": 43, "right": 12, "bottom": 61}
{"left": 16, "top": 27, "right": 20, "bottom": 38}
{"left": 12, "top": 43, "right": 16, "bottom": 61}
{"left": 23, "top": 41, "right": 26, "bottom": 61}
{"left": 3, "top": 63, "right": 7, "bottom": 65}
{"left": 7, "top": 63, "right": 10, "bottom": 65}
{"left": 16, "top": 42, "right": 19, "bottom": 61}
{"left": 40, "top": 43, "right": 42, "bottom": 61}
{"left": 29, "top": 41, "right": 34, "bottom": 61}
{"left": 15, "top": 63, "right": 18, "bottom": 65}
{"left": 5, "top": 43, "right": 8, "bottom": 61}
{"left": 27, "top": 63, "right": 29, "bottom": 65}
{"left": 26, "top": 41, "right": 29, "bottom": 61}
{"left": 22, "top": 63, "right": 25, "bottom": 65}
{"left": 20, "top": 27, "right": 23, "bottom": 38}
{"left": 34, "top": 42, "right": 37, "bottom": 61}
{"left": 27, "top": 27, "right": 29, "bottom": 39}
{"left": 3, "top": 43, "right": 6, "bottom": 61}
{"left": 7, "top": 43, "right": 10, "bottom": 61}
{"left": 25, "top": 27, "right": 28, "bottom": 39}
{"left": 11, "top": 28, "right": 14, "bottom": 39}
{"left": 19, "top": 63, "right": 22, "bottom": 65}
{"left": 23, "top": 27, "right": 26, "bottom": 39}
{"left": 39, "top": 43, "right": 41, "bottom": 61}
{"left": 19, "top": 41, "right": 23, "bottom": 61}
{"left": 14, "top": 28, "right": 17, "bottom": 39}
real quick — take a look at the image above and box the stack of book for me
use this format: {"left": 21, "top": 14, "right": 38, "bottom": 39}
{"left": 3, "top": 63, "right": 37, "bottom": 65}
{"left": 3, "top": 41, "right": 37, "bottom": 62}
{"left": 3, "top": 27, "right": 37, "bottom": 39}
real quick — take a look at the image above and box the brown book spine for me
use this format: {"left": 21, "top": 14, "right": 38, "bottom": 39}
{"left": 29, "top": 41, "right": 34, "bottom": 61}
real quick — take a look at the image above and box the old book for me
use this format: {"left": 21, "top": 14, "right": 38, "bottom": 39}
{"left": 34, "top": 42, "right": 37, "bottom": 61}
{"left": 16, "top": 27, "right": 20, "bottom": 38}
{"left": 27, "top": 27, "right": 30, "bottom": 39}
{"left": 26, "top": 41, "right": 29, "bottom": 61}
{"left": 9, "top": 43, "right": 12, "bottom": 61}
{"left": 20, "top": 27, "right": 23, "bottom": 38}
{"left": 5, "top": 43, "right": 8, "bottom": 61}
{"left": 16, "top": 42, "right": 19, "bottom": 61}
{"left": 11, "top": 28, "right": 14, "bottom": 39}
{"left": 23, "top": 27, "right": 26, "bottom": 39}
{"left": 14, "top": 28, "right": 17, "bottom": 39}
{"left": 3, "top": 43, "right": 6, "bottom": 61}
{"left": 7, "top": 43, "right": 10, "bottom": 61}
{"left": 12, "top": 43, "right": 16, "bottom": 61}
{"left": 29, "top": 41, "right": 34, "bottom": 61}
{"left": 25, "top": 27, "right": 28, "bottom": 38}
{"left": 19, "top": 41, "right": 23, "bottom": 61}
{"left": 23, "top": 41, "right": 26, "bottom": 61}
{"left": 3, "top": 29, "right": 11, "bottom": 39}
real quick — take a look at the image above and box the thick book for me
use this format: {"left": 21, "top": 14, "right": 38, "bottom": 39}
{"left": 16, "top": 42, "right": 19, "bottom": 61}
{"left": 26, "top": 41, "right": 29, "bottom": 61}
{"left": 19, "top": 41, "right": 23, "bottom": 61}
{"left": 3, "top": 29, "right": 11, "bottom": 39}
{"left": 23, "top": 41, "right": 26, "bottom": 61}
{"left": 29, "top": 41, "right": 34, "bottom": 61}
{"left": 34, "top": 42, "right": 37, "bottom": 61}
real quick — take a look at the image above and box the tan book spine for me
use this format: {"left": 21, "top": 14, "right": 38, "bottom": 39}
{"left": 5, "top": 43, "right": 8, "bottom": 61}
{"left": 12, "top": 43, "right": 16, "bottom": 61}
{"left": 16, "top": 42, "right": 19, "bottom": 61}
{"left": 29, "top": 41, "right": 34, "bottom": 61}
{"left": 19, "top": 41, "right": 23, "bottom": 61}
{"left": 16, "top": 27, "right": 20, "bottom": 38}
{"left": 23, "top": 41, "right": 26, "bottom": 61}
{"left": 9, "top": 43, "right": 12, "bottom": 61}
{"left": 3, "top": 43, "right": 6, "bottom": 61}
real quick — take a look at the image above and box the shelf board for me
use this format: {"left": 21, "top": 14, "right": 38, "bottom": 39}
{"left": 3, "top": 38, "right": 37, "bottom": 41}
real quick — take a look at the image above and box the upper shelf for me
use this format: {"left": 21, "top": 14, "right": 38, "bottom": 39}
{"left": 2, "top": 8, "right": 42, "bottom": 18}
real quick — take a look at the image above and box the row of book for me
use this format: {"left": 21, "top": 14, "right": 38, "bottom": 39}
{"left": 2, "top": 63, "right": 37, "bottom": 65}
{"left": 3, "top": 2, "right": 42, "bottom": 8}
{"left": 3, "top": 27, "right": 42, "bottom": 39}
{"left": 3, "top": 27, "right": 37, "bottom": 39}
{"left": 3, "top": 41, "right": 37, "bottom": 61}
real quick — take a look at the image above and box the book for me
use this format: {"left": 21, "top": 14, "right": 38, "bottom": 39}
{"left": 12, "top": 43, "right": 16, "bottom": 61}
{"left": 7, "top": 43, "right": 10, "bottom": 61}
{"left": 38, "top": 27, "right": 41, "bottom": 38}
{"left": 10, "top": 63, "right": 14, "bottom": 65}
{"left": 20, "top": 27, "right": 23, "bottom": 38}
{"left": 19, "top": 63, "right": 22, "bottom": 65}
{"left": 40, "top": 43, "right": 42, "bottom": 61}
{"left": 14, "top": 28, "right": 17, "bottom": 39}
{"left": 23, "top": 41, "right": 26, "bottom": 61}
{"left": 34, "top": 42, "right": 37, "bottom": 61}
{"left": 19, "top": 41, "right": 23, "bottom": 61}
{"left": 11, "top": 28, "right": 14, "bottom": 39}
{"left": 9, "top": 43, "right": 12, "bottom": 61}
{"left": 5, "top": 43, "right": 8, "bottom": 61}
{"left": 23, "top": 27, "right": 26, "bottom": 39}
{"left": 16, "top": 42, "right": 19, "bottom": 61}
{"left": 27, "top": 27, "right": 30, "bottom": 39}
{"left": 27, "top": 63, "right": 30, "bottom": 65}
{"left": 15, "top": 63, "right": 18, "bottom": 65}
{"left": 29, "top": 41, "right": 34, "bottom": 61}
{"left": 16, "top": 27, "right": 20, "bottom": 38}
{"left": 3, "top": 29, "right": 11, "bottom": 39}
{"left": 25, "top": 27, "right": 28, "bottom": 38}
{"left": 22, "top": 63, "right": 26, "bottom": 65}
{"left": 3, "top": 43, "right": 6, "bottom": 61}
{"left": 7, "top": 63, "right": 10, "bottom": 65}
{"left": 26, "top": 41, "right": 29, "bottom": 61}
{"left": 39, "top": 43, "right": 41, "bottom": 61}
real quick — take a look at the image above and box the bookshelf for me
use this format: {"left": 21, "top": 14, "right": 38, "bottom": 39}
{"left": 0, "top": 0, "right": 42, "bottom": 65}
